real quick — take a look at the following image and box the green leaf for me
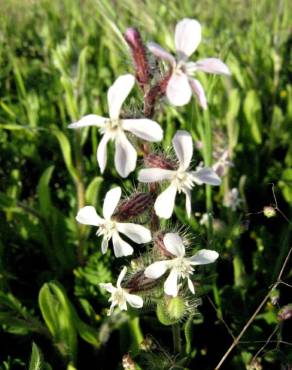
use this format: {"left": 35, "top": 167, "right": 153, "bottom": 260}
{"left": 243, "top": 89, "right": 262, "bottom": 144}
{"left": 85, "top": 176, "right": 103, "bottom": 209}
{"left": 38, "top": 282, "right": 78, "bottom": 362}
{"left": 51, "top": 126, "right": 78, "bottom": 182}
{"left": 29, "top": 343, "right": 43, "bottom": 370}
{"left": 37, "top": 166, "right": 54, "bottom": 216}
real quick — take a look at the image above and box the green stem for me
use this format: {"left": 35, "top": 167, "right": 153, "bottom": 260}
{"left": 172, "top": 323, "right": 182, "bottom": 353}
{"left": 129, "top": 317, "right": 143, "bottom": 355}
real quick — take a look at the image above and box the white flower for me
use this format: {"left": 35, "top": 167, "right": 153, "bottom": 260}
{"left": 223, "top": 187, "right": 242, "bottom": 211}
{"left": 212, "top": 150, "right": 234, "bottom": 177}
{"left": 100, "top": 266, "right": 143, "bottom": 315}
{"left": 138, "top": 130, "right": 221, "bottom": 219}
{"left": 144, "top": 233, "right": 219, "bottom": 297}
{"left": 148, "top": 18, "right": 230, "bottom": 107}
{"left": 68, "top": 74, "right": 163, "bottom": 177}
{"left": 76, "top": 187, "right": 151, "bottom": 257}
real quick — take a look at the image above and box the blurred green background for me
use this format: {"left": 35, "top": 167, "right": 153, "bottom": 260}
{"left": 0, "top": 0, "right": 291, "bottom": 369}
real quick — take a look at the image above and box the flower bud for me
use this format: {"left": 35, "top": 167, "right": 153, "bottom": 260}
{"left": 124, "top": 270, "right": 158, "bottom": 293}
{"left": 156, "top": 296, "right": 185, "bottom": 325}
{"left": 144, "top": 153, "right": 176, "bottom": 170}
{"left": 278, "top": 304, "right": 292, "bottom": 321}
{"left": 263, "top": 206, "right": 276, "bottom": 218}
{"left": 122, "top": 354, "right": 136, "bottom": 370}
{"left": 113, "top": 192, "right": 155, "bottom": 222}
{"left": 124, "top": 27, "right": 151, "bottom": 90}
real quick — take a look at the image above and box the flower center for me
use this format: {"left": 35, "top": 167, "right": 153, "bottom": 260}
{"left": 173, "top": 257, "right": 194, "bottom": 279}
{"left": 172, "top": 170, "right": 194, "bottom": 192}
{"left": 175, "top": 60, "right": 187, "bottom": 74}
{"left": 97, "top": 220, "right": 117, "bottom": 240}
{"left": 100, "top": 118, "right": 122, "bottom": 137}
{"left": 112, "top": 288, "right": 126, "bottom": 304}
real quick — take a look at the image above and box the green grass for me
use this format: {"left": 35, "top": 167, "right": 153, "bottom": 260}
{"left": 0, "top": 0, "right": 291, "bottom": 369}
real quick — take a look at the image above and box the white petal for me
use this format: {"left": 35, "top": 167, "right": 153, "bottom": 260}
{"left": 99, "top": 283, "right": 115, "bottom": 294}
{"left": 138, "top": 168, "right": 174, "bottom": 183}
{"left": 175, "top": 19, "right": 201, "bottom": 58}
{"left": 101, "top": 238, "right": 109, "bottom": 254}
{"left": 189, "top": 78, "right": 207, "bottom": 109}
{"left": 172, "top": 130, "right": 193, "bottom": 170}
{"left": 164, "top": 269, "right": 179, "bottom": 296}
{"left": 76, "top": 206, "right": 103, "bottom": 226}
{"left": 187, "top": 278, "right": 195, "bottom": 294}
{"left": 114, "top": 133, "right": 137, "bottom": 178}
{"left": 103, "top": 187, "right": 121, "bottom": 220}
{"left": 189, "top": 249, "right": 219, "bottom": 265}
{"left": 119, "top": 301, "right": 128, "bottom": 311}
{"left": 195, "top": 58, "right": 231, "bottom": 75}
{"left": 166, "top": 72, "right": 192, "bottom": 106}
{"left": 116, "top": 223, "right": 151, "bottom": 243}
{"left": 122, "top": 119, "right": 163, "bottom": 142}
{"left": 163, "top": 233, "right": 185, "bottom": 257}
{"left": 125, "top": 293, "right": 143, "bottom": 308}
{"left": 192, "top": 167, "right": 221, "bottom": 186}
{"left": 184, "top": 189, "right": 192, "bottom": 217}
{"left": 144, "top": 261, "right": 169, "bottom": 279}
{"left": 154, "top": 184, "right": 177, "bottom": 219}
{"left": 97, "top": 133, "right": 111, "bottom": 173}
{"left": 108, "top": 301, "right": 117, "bottom": 316}
{"left": 112, "top": 232, "right": 134, "bottom": 257}
{"left": 117, "top": 266, "right": 127, "bottom": 288}
{"left": 147, "top": 42, "right": 176, "bottom": 65}
{"left": 68, "top": 114, "right": 107, "bottom": 129}
{"left": 107, "top": 74, "right": 135, "bottom": 120}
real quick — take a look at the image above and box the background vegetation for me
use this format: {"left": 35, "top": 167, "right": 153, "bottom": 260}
{"left": 0, "top": 0, "right": 291, "bottom": 369}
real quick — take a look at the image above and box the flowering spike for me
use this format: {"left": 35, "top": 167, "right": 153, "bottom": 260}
{"left": 124, "top": 27, "right": 151, "bottom": 90}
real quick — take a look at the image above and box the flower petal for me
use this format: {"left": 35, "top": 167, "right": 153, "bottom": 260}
{"left": 189, "top": 249, "right": 219, "bottom": 265}
{"left": 192, "top": 167, "right": 221, "bottom": 186}
{"left": 125, "top": 293, "right": 143, "bottom": 309}
{"left": 147, "top": 42, "right": 176, "bottom": 65}
{"left": 175, "top": 18, "right": 201, "bottom": 58}
{"left": 189, "top": 78, "right": 207, "bottom": 109}
{"left": 112, "top": 232, "right": 134, "bottom": 257}
{"left": 108, "top": 301, "right": 117, "bottom": 316}
{"left": 138, "top": 168, "right": 174, "bottom": 183}
{"left": 99, "top": 283, "right": 115, "bottom": 294}
{"left": 154, "top": 184, "right": 177, "bottom": 219}
{"left": 115, "top": 133, "right": 137, "bottom": 178}
{"left": 144, "top": 261, "right": 169, "bottom": 279}
{"left": 101, "top": 238, "right": 109, "bottom": 254}
{"left": 76, "top": 206, "right": 103, "bottom": 226}
{"left": 107, "top": 74, "right": 135, "bottom": 120}
{"left": 122, "top": 119, "right": 163, "bottom": 142}
{"left": 163, "top": 233, "right": 185, "bottom": 257}
{"left": 68, "top": 114, "right": 107, "bottom": 129}
{"left": 195, "top": 58, "right": 231, "bottom": 75}
{"left": 103, "top": 187, "right": 121, "bottom": 220}
{"left": 172, "top": 130, "right": 193, "bottom": 170}
{"left": 97, "top": 133, "right": 111, "bottom": 174}
{"left": 116, "top": 223, "right": 151, "bottom": 243}
{"left": 187, "top": 278, "right": 195, "bottom": 294}
{"left": 164, "top": 269, "right": 179, "bottom": 296}
{"left": 184, "top": 189, "right": 192, "bottom": 217}
{"left": 166, "top": 72, "right": 192, "bottom": 106}
{"left": 117, "top": 266, "right": 127, "bottom": 288}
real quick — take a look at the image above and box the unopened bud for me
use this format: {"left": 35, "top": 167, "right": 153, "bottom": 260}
{"left": 278, "top": 304, "right": 292, "bottom": 321}
{"left": 124, "top": 270, "right": 158, "bottom": 293}
{"left": 122, "top": 354, "right": 136, "bottom": 370}
{"left": 144, "top": 70, "right": 172, "bottom": 117}
{"left": 156, "top": 296, "right": 185, "bottom": 325}
{"left": 263, "top": 206, "right": 276, "bottom": 218}
{"left": 144, "top": 153, "right": 176, "bottom": 170}
{"left": 124, "top": 27, "right": 151, "bottom": 90}
{"left": 113, "top": 192, "right": 155, "bottom": 221}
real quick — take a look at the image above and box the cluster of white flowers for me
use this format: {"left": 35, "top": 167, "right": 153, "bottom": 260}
{"left": 70, "top": 19, "right": 229, "bottom": 315}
